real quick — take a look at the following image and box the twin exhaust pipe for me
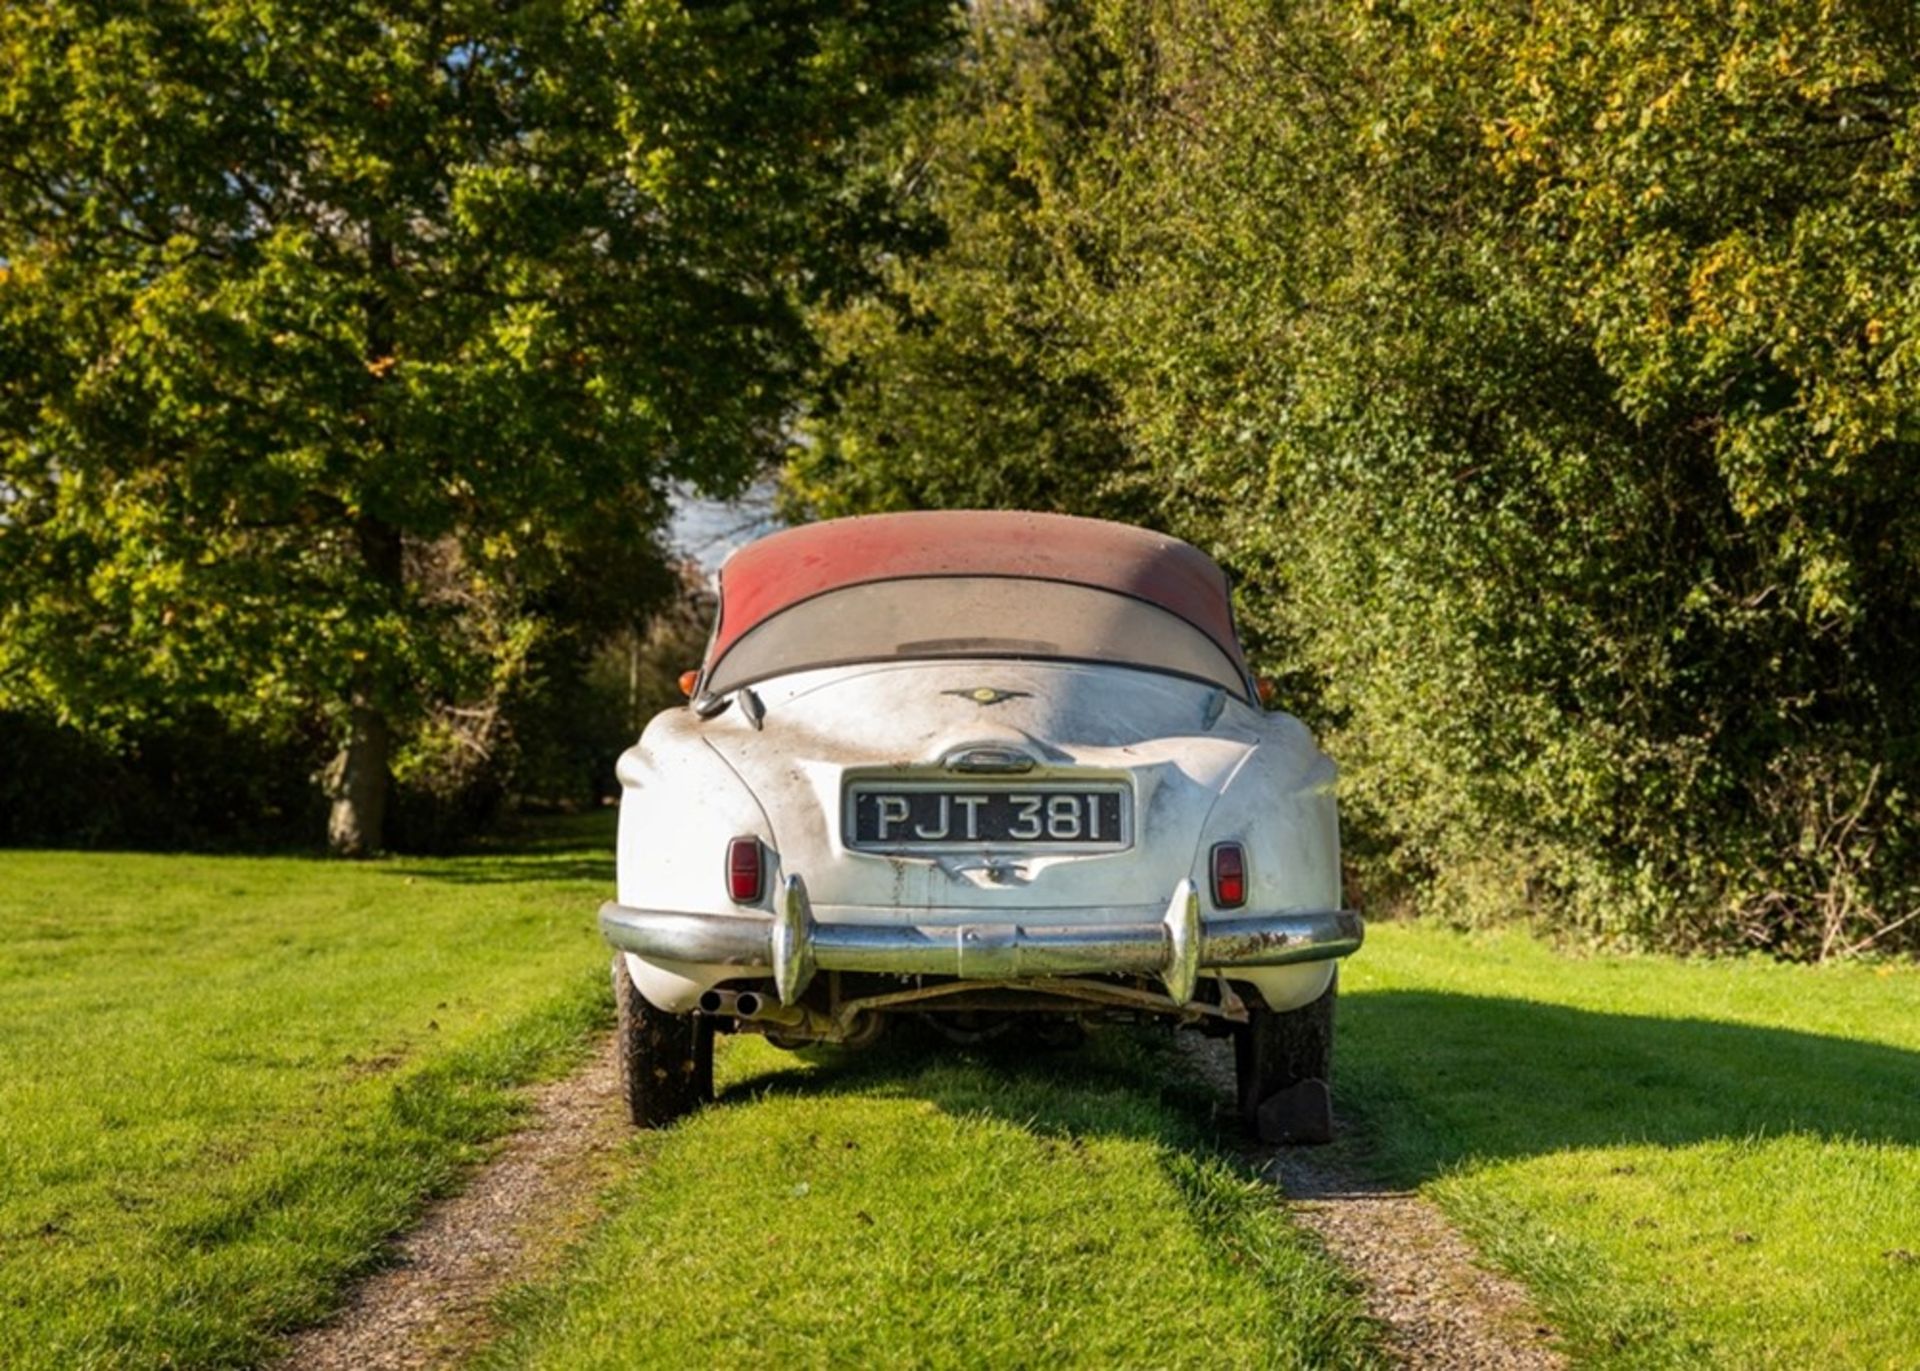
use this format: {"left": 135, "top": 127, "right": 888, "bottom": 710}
{"left": 698, "top": 986, "right": 808, "bottom": 1026}
{"left": 701, "top": 986, "right": 846, "bottom": 1040}
{"left": 699, "top": 985, "right": 880, "bottom": 1047}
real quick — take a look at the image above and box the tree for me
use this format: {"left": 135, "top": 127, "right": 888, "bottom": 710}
{"left": 788, "top": 0, "right": 1141, "bottom": 523}
{"left": 805, "top": 0, "right": 1920, "bottom": 958}
{"left": 0, "top": 0, "right": 953, "bottom": 852}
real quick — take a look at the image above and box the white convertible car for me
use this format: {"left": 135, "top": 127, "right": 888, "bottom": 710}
{"left": 600, "top": 510, "right": 1362, "bottom": 1141}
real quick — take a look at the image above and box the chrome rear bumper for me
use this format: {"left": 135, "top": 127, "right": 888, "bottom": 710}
{"left": 599, "top": 875, "right": 1362, "bottom": 1007}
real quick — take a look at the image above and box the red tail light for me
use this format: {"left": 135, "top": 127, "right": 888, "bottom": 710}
{"left": 726, "top": 836, "right": 764, "bottom": 903}
{"left": 1211, "top": 842, "right": 1246, "bottom": 909}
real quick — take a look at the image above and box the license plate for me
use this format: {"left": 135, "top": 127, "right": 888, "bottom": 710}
{"left": 847, "top": 785, "right": 1129, "bottom": 850}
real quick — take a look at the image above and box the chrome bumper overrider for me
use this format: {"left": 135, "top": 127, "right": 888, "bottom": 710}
{"left": 599, "top": 876, "right": 1363, "bottom": 1008}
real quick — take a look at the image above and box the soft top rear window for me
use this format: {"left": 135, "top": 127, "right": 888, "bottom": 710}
{"left": 705, "top": 576, "right": 1249, "bottom": 698}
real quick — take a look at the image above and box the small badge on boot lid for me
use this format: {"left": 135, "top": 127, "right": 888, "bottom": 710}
{"left": 943, "top": 687, "right": 1031, "bottom": 706}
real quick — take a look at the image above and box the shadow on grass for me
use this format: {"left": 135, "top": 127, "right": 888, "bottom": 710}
{"left": 378, "top": 811, "right": 618, "bottom": 885}
{"left": 1335, "top": 991, "right": 1920, "bottom": 1182}
{"left": 379, "top": 855, "right": 613, "bottom": 887}
{"left": 714, "top": 1020, "right": 1231, "bottom": 1148}
{"left": 664, "top": 998, "right": 1911, "bottom": 1371}
{"left": 709, "top": 990, "right": 1920, "bottom": 1169}
{"left": 693, "top": 1022, "right": 1385, "bottom": 1366}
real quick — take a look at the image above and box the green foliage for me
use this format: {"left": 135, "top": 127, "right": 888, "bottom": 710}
{"left": 801, "top": 0, "right": 1920, "bottom": 957}
{"left": 786, "top": 1, "right": 1148, "bottom": 523}
{"left": 0, "top": 0, "right": 954, "bottom": 847}
{"left": 0, "top": 707, "right": 325, "bottom": 847}
{"left": 508, "top": 559, "right": 715, "bottom": 817}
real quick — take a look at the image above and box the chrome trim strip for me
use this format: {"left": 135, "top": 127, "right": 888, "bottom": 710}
{"left": 943, "top": 746, "right": 1037, "bottom": 773}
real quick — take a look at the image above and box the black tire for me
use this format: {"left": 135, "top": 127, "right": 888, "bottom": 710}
{"left": 1233, "top": 974, "right": 1337, "bottom": 1145}
{"left": 612, "top": 954, "right": 713, "bottom": 1128}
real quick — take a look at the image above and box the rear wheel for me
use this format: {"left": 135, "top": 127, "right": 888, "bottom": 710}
{"left": 612, "top": 954, "right": 713, "bottom": 1128}
{"left": 1233, "top": 975, "right": 1336, "bottom": 1144}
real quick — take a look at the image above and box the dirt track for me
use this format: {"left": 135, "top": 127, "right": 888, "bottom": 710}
{"left": 284, "top": 1033, "right": 1564, "bottom": 1369}
{"left": 278, "top": 1038, "right": 627, "bottom": 1371}
{"left": 1181, "top": 1036, "right": 1565, "bottom": 1369}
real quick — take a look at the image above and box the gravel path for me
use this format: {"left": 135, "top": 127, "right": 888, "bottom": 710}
{"left": 282, "top": 1031, "right": 1562, "bottom": 1370}
{"left": 278, "top": 1037, "right": 627, "bottom": 1371}
{"left": 1182, "top": 1037, "right": 1565, "bottom": 1370}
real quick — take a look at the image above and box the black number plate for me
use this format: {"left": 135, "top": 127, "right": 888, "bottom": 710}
{"left": 848, "top": 786, "right": 1128, "bottom": 850}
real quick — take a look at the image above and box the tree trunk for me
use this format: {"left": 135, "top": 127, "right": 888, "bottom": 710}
{"left": 327, "top": 697, "right": 392, "bottom": 856}
{"left": 327, "top": 512, "right": 403, "bottom": 855}
{"left": 327, "top": 225, "right": 403, "bottom": 857}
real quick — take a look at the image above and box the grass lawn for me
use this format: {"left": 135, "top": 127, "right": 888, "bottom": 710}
{"left": 487, "top": 924, "right": 1917, "bottom": 1371}
{"left": 480, "top": 1028, "right": 1383, "bottom": 1371}
{"left": 1339, "top": 925, "right": 1920, "bottom": 1369}
{"left": 0, "top": 816, "right": 614, "bottom": 1369}
{"left": 7, "top": 813, "right": 1914, "bottom": 1371}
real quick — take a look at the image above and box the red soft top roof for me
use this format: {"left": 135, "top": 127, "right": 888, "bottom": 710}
{"left": 709, "top": 510, "right": 1246, "bottom": 676}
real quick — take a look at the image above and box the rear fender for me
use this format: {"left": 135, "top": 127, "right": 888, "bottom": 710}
{"left": 1199, "top": 714, "right": 1344, "bottom": 1013}
{"left": 616, "top": 713, "right": 776, "bottom": 1011}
